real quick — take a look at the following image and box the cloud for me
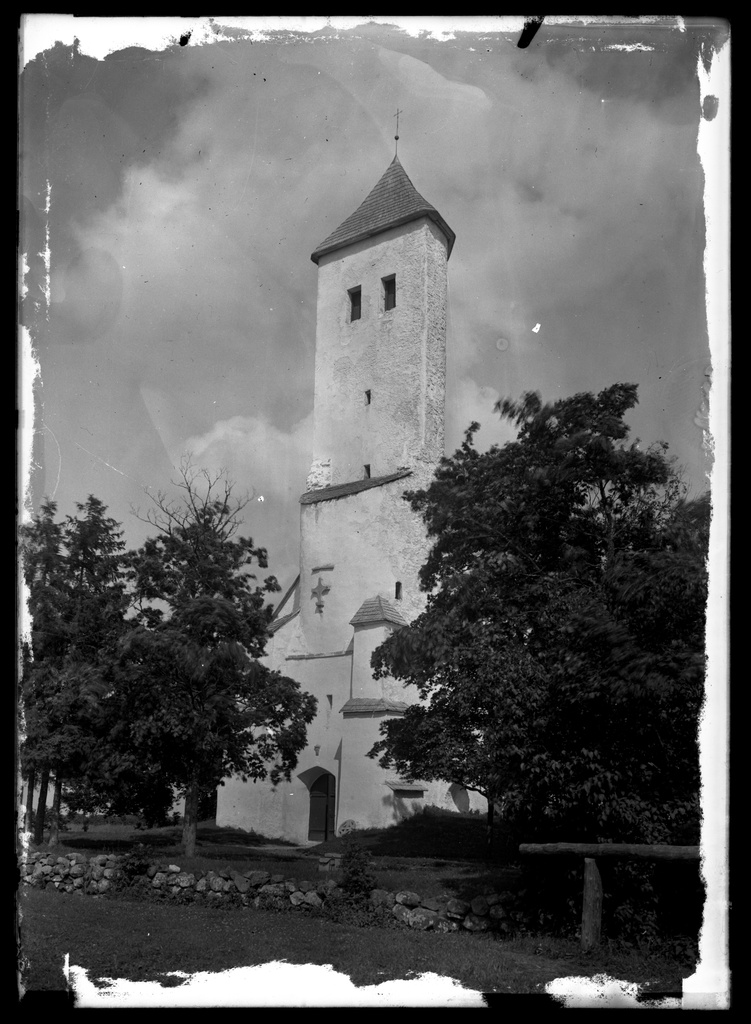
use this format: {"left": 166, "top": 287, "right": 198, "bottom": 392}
{"left": 23, "top": 28, "right": 709, "bottom": 560}
{"left": 376, "top": 47, "right": 491, "bottom": 109}
{"left": 184, "top": 412, "right": 313, "bottom": 499}
{"left": 181, "top": 412, "right": 314, "bottom": 583}
{"left": 58, "top": 61, "right": 319, "bottom": 432}
{"left": 446, "top": 377, "right": 517, "bottom": 454}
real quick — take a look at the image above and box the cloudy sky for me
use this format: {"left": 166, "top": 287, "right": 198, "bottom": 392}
{"left": 20, "top": 16, "right": 728, "bottom": 590}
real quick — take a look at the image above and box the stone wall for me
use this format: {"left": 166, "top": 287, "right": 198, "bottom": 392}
{"left": 19, "top": 851, "right": 516, "bottom": 935}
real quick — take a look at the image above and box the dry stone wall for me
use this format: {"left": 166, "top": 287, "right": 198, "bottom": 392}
{"left": 19, "top": 851, "right": 516, "bottom": 935}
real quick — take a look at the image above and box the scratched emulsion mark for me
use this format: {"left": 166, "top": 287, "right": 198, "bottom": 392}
{"left": 18, "top": 13, "right": 731, "bottom": 1010}
{"left": 40, "top": 180, "right": 51, "bottom": 315}
{"left": 546, "top": 974, "right": 680, "bottom": 1009}
{"left": 65, "top": 961, "right": 487, "bottom": 1008}
{"left": 21, "top": 15, "right": 529, "bottom": 63}
{"left": 18, "top": 330, "right": 40, "bottom": 783}
{"left": 679, "top": 20, "right": 730, "bottom": 1013}
{"left": 702, "top": 95, "right": 719, "bottom": 122}
{"left": 516, "top": 16, "right": 544, "bottom": 49}
{"left": 602, "top": 43, "right": 655, "bottom": 52}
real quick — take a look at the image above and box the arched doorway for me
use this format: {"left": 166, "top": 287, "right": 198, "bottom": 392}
{"left": 308, "top": 771, "right": 336, "bottom": 842}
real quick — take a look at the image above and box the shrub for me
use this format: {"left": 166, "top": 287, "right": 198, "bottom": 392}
{"left": 320, "top": 890, "right": 397, "bottom": 929}
{"left": 339, "top": 835, "right": 377, "bottom": 897}
{"left": 254, "top": 891, "right": 291, "bottom": 914}
{"left": 117, "top": 844, "right": 156, "bottom": 886}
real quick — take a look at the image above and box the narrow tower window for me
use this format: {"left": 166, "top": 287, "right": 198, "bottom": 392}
{"left": 395, "top": 582, "right": 402, "bottom": 601}
{"left": 365, "top": 389, "right": 371, "bottom": 405}
{"left": 382, "top": 275, "right": 396, "bottom": 311}
{"left": 348, "top": 286, "right": 362, "bottom": 321}
{"left": 363, "top": 464, "right": 371, "bottom": 479}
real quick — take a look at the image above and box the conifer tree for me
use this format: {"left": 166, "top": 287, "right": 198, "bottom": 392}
{"left": 20, "top": 497, "right": 128, "bottom": 844}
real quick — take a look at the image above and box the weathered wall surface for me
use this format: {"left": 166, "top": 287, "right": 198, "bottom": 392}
{"left": 215, "top": 198, "right": 472, "bottom": 844}
{"left": 351, "top": 622, "right": 395, "bottom": 700}
{"left": 311, "top": 218, "right": 447, "bottom": 486}
{"left": 219, "top": 600, "right": 486, "bottom": 841}
{"left": 299, "top": 481, "right": 429, "bottom": 647}
{"left": 219, "top": 652, "right": 352, "bottom": 845}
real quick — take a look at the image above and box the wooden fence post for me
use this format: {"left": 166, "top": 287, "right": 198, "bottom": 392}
{"left": 581, "top": 857, "right": 603, "bottom": 951}
{"left": 519, "top": 843, "right": 699, "bottom": 950}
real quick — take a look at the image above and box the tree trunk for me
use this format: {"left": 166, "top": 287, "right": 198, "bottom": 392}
{"left": 33, "top": 767, "right": 50, "bottom": 845}
{"left": 182, "top": 779, "right": 200, "bottom": 858}
{"left": 24, "top": 768, "right": 36, "bottom": 832}
{"left": 486, "top": 799, "right": 495, "bottom": 857}
{"left": 48, "top": 776, "right": 63, "bottom": 848}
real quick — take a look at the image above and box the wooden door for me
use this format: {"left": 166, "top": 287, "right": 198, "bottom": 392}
{"left": 308, "top": 772, "right": 336, "bottom": 842}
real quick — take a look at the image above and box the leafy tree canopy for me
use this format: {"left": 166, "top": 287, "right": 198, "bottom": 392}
{"left": 370, "top": 384, "right": 708, "bottom": 850}
{"left": 118, "top": 459, "right": 317, "bottom": 855}
{"left": 19, "top": 497, "right": 130, "bottom": 841}
{"left": 20, "top": 468, "right": 318, "bottom": 855}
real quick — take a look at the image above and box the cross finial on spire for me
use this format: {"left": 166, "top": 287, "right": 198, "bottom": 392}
{"left": 394, "top": 107, "right": 402, "bottom": 156}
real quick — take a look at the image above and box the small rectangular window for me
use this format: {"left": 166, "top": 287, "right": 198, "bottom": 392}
{"left": 365, "top": 390, "right": 371, "bottom": 405}
{"left": 364, "top": 464, "right": 371, "bottom": 479}
{"left": 395, "top": 582, "right": 402, "bottom": 601}
{"left": 349, "top": 286, "right": 362, "bottom": 321}
{"left": 383, "top": 275, "right": 396, "bottom": 311}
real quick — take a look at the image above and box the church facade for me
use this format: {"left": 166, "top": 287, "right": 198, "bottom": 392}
{"left": 216, "top": 156, "right": 486, "bottom": 844}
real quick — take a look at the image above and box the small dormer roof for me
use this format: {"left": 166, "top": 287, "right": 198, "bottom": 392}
{"left": 349, "top": 594, "right": 409, "bottom": 629}
{"left": 311, "top": 156, "right": 455, "bottom": 264}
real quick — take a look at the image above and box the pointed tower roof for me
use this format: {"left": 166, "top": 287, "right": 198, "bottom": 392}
{"left": 349, "top": 594, "right": 409, "bottom": 629}
{"left": 311, "top": 156, "right": 455, "bottom": 264}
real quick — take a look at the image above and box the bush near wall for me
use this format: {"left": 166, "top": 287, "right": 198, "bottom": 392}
{"left": 18, "top": 850, "right": 521, "bottom": 935}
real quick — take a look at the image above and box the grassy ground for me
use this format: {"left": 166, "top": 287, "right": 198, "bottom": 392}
{"left": 33, "top": 818, "right": 300, "bottom": 856}
{"left": 26, "top": 812, "right": 522, "bottom": 902}
{"left": 39, "top": 806, "right": 509, "bottom": 860}
{"left": 314, "top": 806, "right": 511, "bottom": 860}
{"left": 18, "top": 814, "right": 696, "bottom": 1002}
{"left": 18, "top": 885, "right": 690, "bottom": 1001}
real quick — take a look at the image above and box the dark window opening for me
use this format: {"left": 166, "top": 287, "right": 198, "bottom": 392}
{"left": 383, "top": 275, "right": 396, "bottom": 311}
{"left": 365, "top": 389, "right": 371, "bottom": 405}
{"left": 349, "top": 286, "right": 362, "bottom": 321}
{"left": 395, "top": 582, "right": 402, "bottom": 601}
{"left": 364, "top": 464, "right": 371, "bottom": 479}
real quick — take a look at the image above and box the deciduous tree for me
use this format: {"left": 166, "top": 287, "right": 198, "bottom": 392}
{"left": 120, "top": 459, "right": 317, "bottom": 856}
{"left": 370, "top": 384, "right": 707, "bottom": 860}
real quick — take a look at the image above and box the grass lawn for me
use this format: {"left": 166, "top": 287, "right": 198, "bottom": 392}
{"left": 18, "top": 886, "right": 691, "bottom": 1003}
{"left": 35, "top": 818, "right": 301, "bottom": 858}
{"left": 39, "top": 806, "right": 511, "bottom": 861}
{"left": 314, "top": 806, "right": 512, "bottom": 860}
{"left": 18, "top": 814, "right": 696, "bottom": 1003}
{"left": 27, "top": 812, "right": 523, "bottom": 902}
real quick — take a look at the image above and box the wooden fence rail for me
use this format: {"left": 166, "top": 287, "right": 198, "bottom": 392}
{"left": 519, "top": 843, "right": 700, "bottom": 951}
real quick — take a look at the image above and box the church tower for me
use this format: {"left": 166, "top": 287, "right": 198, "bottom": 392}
{"left": 216, "top": 155, "right": 484, "bottom": 842}
{"left": 299, "top": 156, "right": 455, "bottom": 649}
{"left": 307, "top": 155, "right": 455, "bottom": 491}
